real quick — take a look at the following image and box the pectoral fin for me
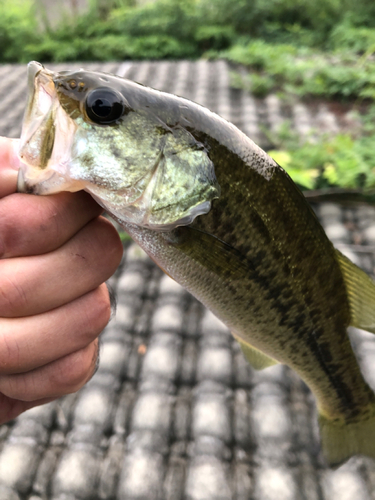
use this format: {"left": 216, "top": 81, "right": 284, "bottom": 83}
{"left": 172, "top": 225, "right": 254, "bottom": 278}
{"left": 335, "top": 249, "right": 375, "bottom": 333}
{"left": 233, "top": 334, "right": 278, "bottom": 370}
{"left": 172, "top": 227, "right": 278, "bottom": 370}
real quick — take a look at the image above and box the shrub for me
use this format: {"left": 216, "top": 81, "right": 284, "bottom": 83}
{"left": 4, "top": 0, "right": 375, "bottom": 65}
{"left": 224, "top": 40, "right": 375, "bottom": 101}
{"left": 268, "top": 110, "right": 375, "bottom": 190}
{"left": 109, "top": 0, "right": 198, "bottom": 42}
{"left": 0, "top": 0, "right": 39, "bottom": 62}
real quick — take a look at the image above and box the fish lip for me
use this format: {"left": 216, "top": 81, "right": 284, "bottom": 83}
{"left": 25, "top": 61, "right": 56, "bottom": 109}
{"left": 16, "top": 167, "right": 46, "bottom": 194}
{"left": 16, "top": 168, "right": 26, "bottom": 193}
{"left": 27, "top": 61, "right": 44, "bottom": 82}
{"left": 27, "top": 61, "right": 55, "bottom": 82}
{"left": 24, "top": 61, "right": 56, "bottom": 115}
{"left": 18, "top": 62, "right": 76, "bottom": 194}
{"left": 18, "top": 62, "right": 57, "bottom": 177}
{"left": 16, "top": 164, "right": 47, "bottom": 194}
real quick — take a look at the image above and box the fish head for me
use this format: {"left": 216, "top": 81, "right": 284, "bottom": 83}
{"left": 18, "top": 61, "right": 221, "bottom": 230}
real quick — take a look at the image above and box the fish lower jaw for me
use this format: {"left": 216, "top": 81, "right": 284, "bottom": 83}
{"left": 17, "top": 167, "right": 85, "bottom": 195}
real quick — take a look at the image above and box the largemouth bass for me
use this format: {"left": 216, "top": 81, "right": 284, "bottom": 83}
{"left": 17, "top": 61, "right": 375, "bottom": 467}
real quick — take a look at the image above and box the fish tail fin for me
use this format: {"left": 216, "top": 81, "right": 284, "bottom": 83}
{"left": 319, "top": 407, "right": 375, "bottom": 467}
{"left": 335, "top": 249, "right": 375, "bottom": 333}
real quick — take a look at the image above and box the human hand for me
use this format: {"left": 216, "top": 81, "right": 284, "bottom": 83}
{"left": 0, "top": 136, "right": 123, "bottom": 423}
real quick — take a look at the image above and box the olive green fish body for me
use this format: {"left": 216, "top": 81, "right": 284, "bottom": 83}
{"left": 18, "top": 62, "right": 375, "bottom": 466}
{"left": 122, "top": 144, "right": 375, "bottom": 424}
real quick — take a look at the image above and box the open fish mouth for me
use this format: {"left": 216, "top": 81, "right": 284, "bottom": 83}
{"left": 17, "top": 62, "right": 79, "bottom": 195}
{"left": 19, "top": 62, "right": 56, "bottom": 164}
{"left": 17, "top": 168, "right": 30, "bottom": 193}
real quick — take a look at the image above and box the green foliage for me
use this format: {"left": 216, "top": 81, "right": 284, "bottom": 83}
{"left": 269, "top": 150, "right": 320, "bottom": 190}
{"left": 225, "top": 40, "right": 375, "bottom": 101}
{"left": 0, "top": 0, "right": 39, "bottom": 62}
{"left": 110, "top": 0, "right": 197, "bottom": 41}
{"left": 329, "top": 23, "right": 375, "bottom": 53}
{"left": 25, "top": 33, "right": 197, "bottom": 62}
{"left": 19, "top": 0, "right": 200, "bottom": 62}
{"left": 230, "top": 70, "right": 275, "bottom": 98}
{"left": 267, "top": 111, "right": 375, "bottom": 191}
{"left": 197, "top": 0, "right": 342, "bottom": 42}
{"left": 119, "top": 229, "right": 132, "bottom": 242}
{"left": 3, "top": 0, "right": 375, "bottom": 65}
{"left": 195, "top": 25, "right": 235, "bottom": 52}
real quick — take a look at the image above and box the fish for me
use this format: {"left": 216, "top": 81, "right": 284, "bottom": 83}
{"left": 17, "top": 60, "right": 375, "bottom": 467}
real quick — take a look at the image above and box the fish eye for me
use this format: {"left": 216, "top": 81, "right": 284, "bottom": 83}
{"left": 85, "top": 88, "right": 125, "bottom": 124}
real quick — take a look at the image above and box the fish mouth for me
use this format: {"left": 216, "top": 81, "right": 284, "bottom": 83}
{"left": 20, "top": 62, "right": 56, "bottom": 145}
{"left": 17, "top": 62, "right": 78, "bottom": 195}
{"left": 17, "top": 62, "right": 57, "bottom": 193}
{"left": 17, "top": 168, "right": 29, "bottom": 193}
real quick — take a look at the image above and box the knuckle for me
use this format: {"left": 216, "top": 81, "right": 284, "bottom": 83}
{"left": 49, "top": 192, "right": 98, "bottom": 237}
{"left": 0, "top": 199, "right": 19, "bottom": 258}
{"left": 0, "top": 196, "right": 49, "bottom": 258}
{"left": 82, "top": 286, "right": 112, "bottom": 338}
{"left": 56, "top": 343, "right": 97, "bottom": 393}
{"left": 0, "top": 341, "right": 98, "bottom": 401}
{"left": 61, "top": 286, "right": 110, "bottom": 352}
{"left": 93, "top": 285, "right": 112, "bottom": 328}
{"left": 90, "top": 217, "right": 123, "bottom": 269}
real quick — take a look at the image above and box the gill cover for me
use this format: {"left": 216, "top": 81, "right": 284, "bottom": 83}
{"left": 89, "top": 126, "right": 221, "bottom": 230}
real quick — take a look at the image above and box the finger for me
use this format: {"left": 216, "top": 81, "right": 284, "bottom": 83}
{"left": 0, "top": 284, "right": 110, "bottom": 375}
{"left": 0, "top": 216, "right": 123, "bottom": 317}
{"left": 0, "top": 394, "right": 55, "bottom": 425}
{"left": 0, "top": 137, "right": 21, "bottom": 198}
{"left": 0, "top": 191, "right": 104, "bottom": 259}
{"left": 0, "top": 339, "right": 99, "bottom": 402}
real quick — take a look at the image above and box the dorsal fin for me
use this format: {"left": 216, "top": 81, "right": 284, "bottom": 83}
{"left": 335, "top": 249, "right": 375, "bottom": 333}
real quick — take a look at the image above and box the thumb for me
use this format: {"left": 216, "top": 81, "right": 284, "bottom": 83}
{"left": 0, "top": 137, "right": 21, "bottom": 198}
